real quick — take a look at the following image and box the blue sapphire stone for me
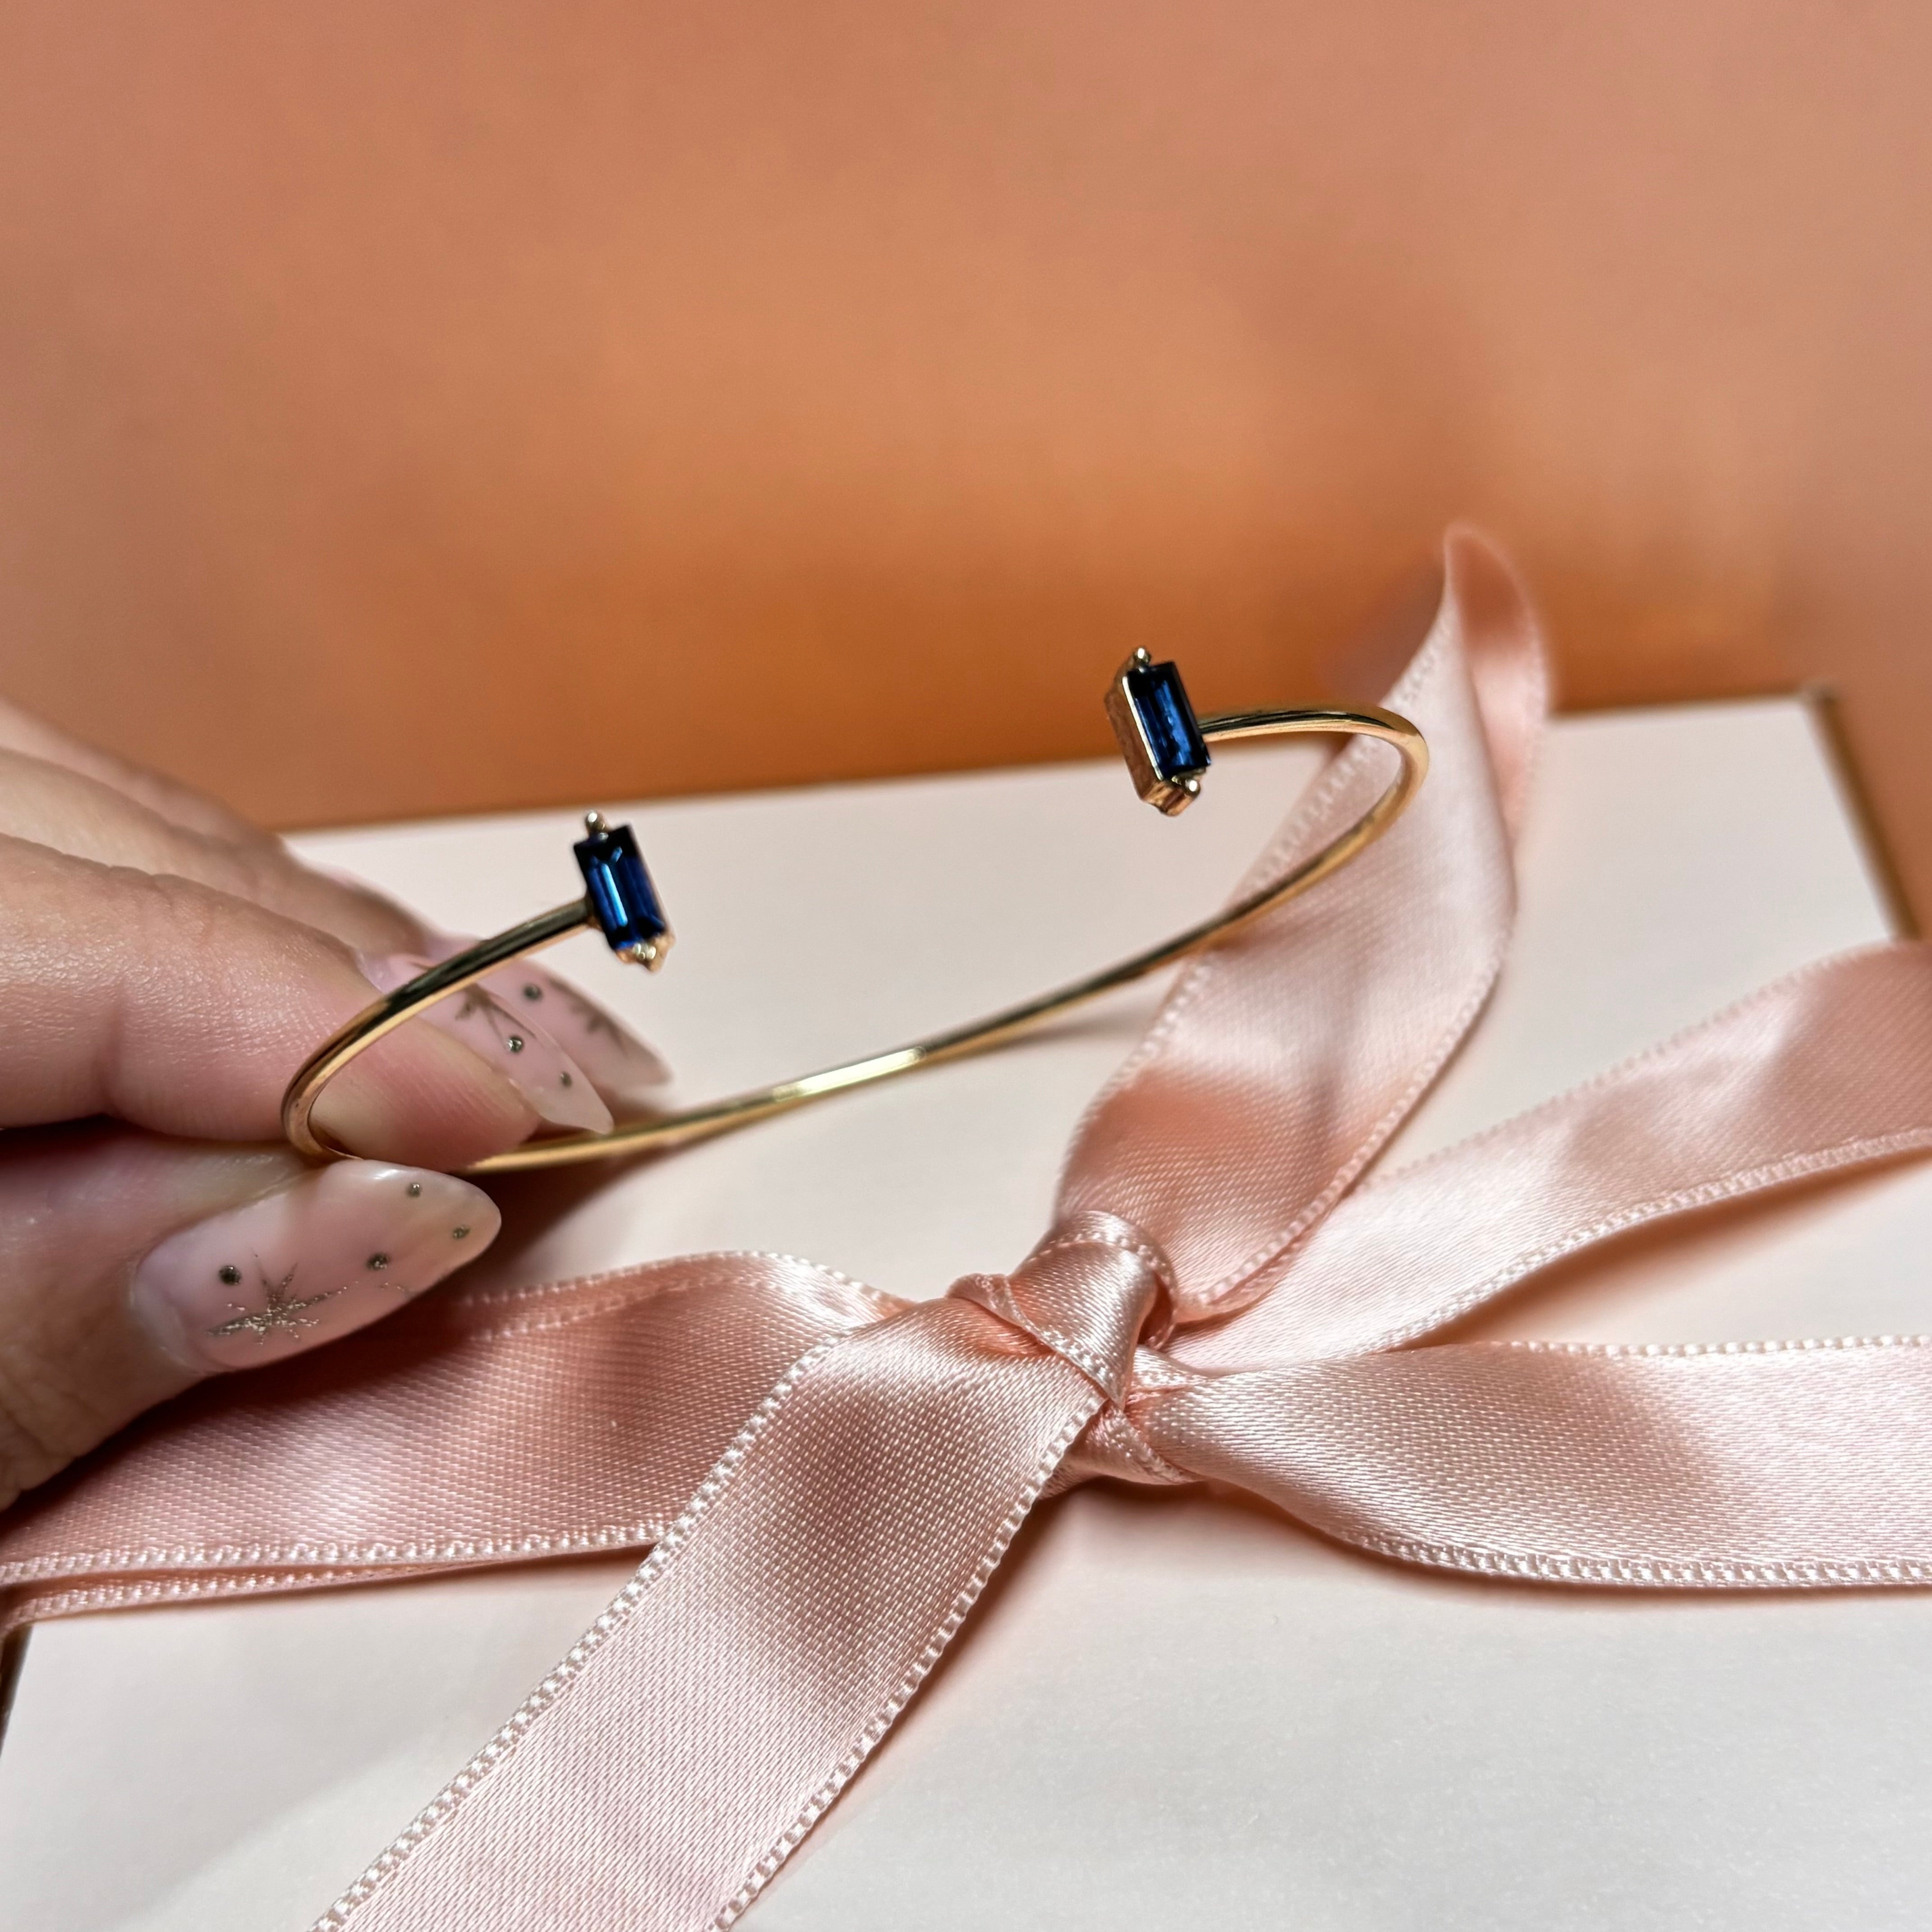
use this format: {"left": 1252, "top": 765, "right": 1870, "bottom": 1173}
{"left": 574, "top": 822, "right": 670, "bottom": 955}
{"left": 1125, "top": 658, "right": 1210, "bottom": 785}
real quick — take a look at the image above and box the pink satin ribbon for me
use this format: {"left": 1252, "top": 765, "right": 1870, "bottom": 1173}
{"left": 7, "top": 531, "right": 1932, "bottom": 1927}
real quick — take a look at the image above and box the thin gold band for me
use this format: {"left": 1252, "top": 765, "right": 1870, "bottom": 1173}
{"left": 281, "top": 702, "right": 1426, "bottom": 1175}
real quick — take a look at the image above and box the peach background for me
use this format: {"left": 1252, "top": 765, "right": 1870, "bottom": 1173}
{"left": 0, "top": 3, "right": 1927, "bottom": 909}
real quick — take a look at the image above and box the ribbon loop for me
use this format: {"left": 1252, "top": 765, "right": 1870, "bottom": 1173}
{"left": 946, "top": 1211, "right": 1172, "bottom": 1403}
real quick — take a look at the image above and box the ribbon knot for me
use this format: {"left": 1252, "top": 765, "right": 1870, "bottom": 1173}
{"left": 945, "top": 1210, "right": 1172, "bottom": 1404}
{"left": 10, "top": 531, "right": 1932, "bottom": 1931}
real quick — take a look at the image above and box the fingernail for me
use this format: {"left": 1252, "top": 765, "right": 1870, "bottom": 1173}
{"left": 420, "top": 935, "right": 670, "bottom": 1105}
{"left": 130, "top": 1163, "right": 501, "bottom": 1371}
{"left": 359, "top": 953, "right": 615, "bottom": 1135}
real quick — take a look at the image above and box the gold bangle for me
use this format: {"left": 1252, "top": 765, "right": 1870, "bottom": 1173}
{"left": 281, "top": 653, "right": 1427, "bottom": 1175}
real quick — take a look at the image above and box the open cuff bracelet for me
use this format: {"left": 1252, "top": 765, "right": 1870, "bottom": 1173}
{"left": 281, "top": 652, "right": 1427, "bottom": 1174}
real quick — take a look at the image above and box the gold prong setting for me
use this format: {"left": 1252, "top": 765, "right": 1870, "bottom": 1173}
{"left": 1105, "top": 646, "right": 1212, "bottom": 815}
{"left": 574, "top": 812, "right": 675, "bottom": 967}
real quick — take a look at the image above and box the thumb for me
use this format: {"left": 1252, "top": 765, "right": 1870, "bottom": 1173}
{"left": 0, "top": 1128, "right": 498, "bottom": 1507}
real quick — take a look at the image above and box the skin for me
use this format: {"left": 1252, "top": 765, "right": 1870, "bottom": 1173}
{"left": 0, "top": 698, "right": 641, "bottom": 1509}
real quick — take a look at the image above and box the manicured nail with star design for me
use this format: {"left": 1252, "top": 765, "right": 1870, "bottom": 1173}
{"left": 419, "top": 936, "right": 672, "bottom": 1107}
{"left": 359, "top": 953, "right": 616, "bottom": 1135}
{"left": 129, "top": 1163, "right": 501, "bottom": 1372}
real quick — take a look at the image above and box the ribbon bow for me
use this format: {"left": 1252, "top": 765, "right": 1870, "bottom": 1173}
{"left": 7, "top": 533, "right": 1932, "bottom": 1929}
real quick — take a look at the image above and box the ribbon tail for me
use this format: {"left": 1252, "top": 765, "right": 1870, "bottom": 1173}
{"left": 315, "top": 1300, "right": 1104, "bottom": 1932}
{"left": 1143, "top": 1338, "right": 1932, "bottom": 1586}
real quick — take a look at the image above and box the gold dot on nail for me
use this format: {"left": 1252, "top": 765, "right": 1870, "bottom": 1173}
{"left": 523, "top": 983, "right": 543, "bottom": 1001}
{"left": 406, "top": 1181, "right": 423, "bottom": 1197}
{"left": 560, "top": 1071, "right": 573, "bottom": 1087}
{"left": 366, "top": 1251, "right": 391, "bottom": 1270}
{"left": 218, "top": 1264, "right": 242, "bottom": 1285}
{"left": 506, "top": 1035, "right": 525, "bottom": 1053}
{"left": 451, "top": 1225, "right": 471, "bottom": 1239}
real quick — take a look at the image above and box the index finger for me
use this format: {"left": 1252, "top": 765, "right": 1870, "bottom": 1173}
{"left": 0, "top": 835, "right": 538, "bottom": 1170}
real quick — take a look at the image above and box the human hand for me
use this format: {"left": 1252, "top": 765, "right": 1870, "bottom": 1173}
{"left": 0, "top": 698, "right": 665, "bottom": 1509}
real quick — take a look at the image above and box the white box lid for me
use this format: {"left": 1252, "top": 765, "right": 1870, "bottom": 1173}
{"left": 3, "top": 697, "right": 1925, "bottom": 1931}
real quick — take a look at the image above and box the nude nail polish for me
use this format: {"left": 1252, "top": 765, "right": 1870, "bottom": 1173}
{"left": 359, "top": 953, "right": 616, "bottom": 1134}
{"left": 470, "top": 962, "right": 670, "bottom": 1106}
{"left": 130, "top": 1164, "right": 501, "bottom": 1371}
{"left": 418, "top": 934, "right": 670, "bottom": 1107}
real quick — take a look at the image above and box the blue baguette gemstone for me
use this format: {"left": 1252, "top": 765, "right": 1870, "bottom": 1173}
{"left": 573, "top": 822, "right": 670, "bottom": 954}
{"left": 1125, "top": 658, "right": 1210, "bottom": 785}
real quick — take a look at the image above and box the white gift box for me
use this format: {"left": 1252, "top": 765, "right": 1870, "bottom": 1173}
{"left": 3, "top": 695, "right": 1929, "bottom": 1930}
